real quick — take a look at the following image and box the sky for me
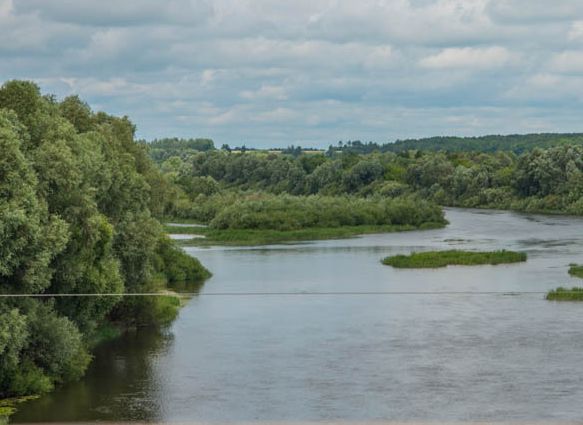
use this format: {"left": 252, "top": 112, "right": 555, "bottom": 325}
{"left": 2, "top": 0, "right": 583, "bottom": 148}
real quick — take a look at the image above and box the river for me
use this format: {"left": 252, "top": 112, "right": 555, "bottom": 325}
{"left": 13, "top": 208, "right": 583, "bottom": 422}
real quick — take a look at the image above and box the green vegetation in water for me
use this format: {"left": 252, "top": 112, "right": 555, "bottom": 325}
{"left": 568, "top": 264, "right": 583, "bottom": 279}
{"left": 546, "top": 287, "right": 583, "bottom": 301}
{"left": 382, "top": 249, "right": 527, "bottom": 268}
{"left": 0, "top": 396, "right": 39, "bottom": 423}
{"left": 164, "top": 193, "right": 446, "bottom": 245}
{"left": 177, "top": 222, "right": 444, "bottom": 246}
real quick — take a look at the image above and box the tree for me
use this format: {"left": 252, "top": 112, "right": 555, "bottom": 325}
{"left": 0, "top": 81, "right": 210, "bottom": 401}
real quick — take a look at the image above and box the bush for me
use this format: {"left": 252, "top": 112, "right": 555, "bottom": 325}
{"left": 208, "top": 194, "right": 445, "bottom": 231}
{"left": 155, "top": 237, "right": 211, "bottom": 284}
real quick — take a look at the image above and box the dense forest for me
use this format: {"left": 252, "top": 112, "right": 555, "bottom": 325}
{"left": 0, "top": 81, "right": 210, "bottom": 409}
{"left": 328, "top": 133, "right": 583, "bottom": 155}
{"left": 144, "top": 133, "right": 583, "bottom": 161}
{"left": 153, "top": 142, "right": 583, "bottom": 219}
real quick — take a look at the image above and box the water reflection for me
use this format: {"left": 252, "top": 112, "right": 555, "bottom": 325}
{"left": 13, "top": 328, "right": 171, "bottom": 423}
{"left": 12, "top": 208, "right": 583, "bottom": 422}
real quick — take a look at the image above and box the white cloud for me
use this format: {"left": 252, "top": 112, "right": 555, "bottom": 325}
{"left": 240, "top": 85, "right": 287, "bottom": 100}
{"left": 0, "top": 0, "right": 12, "bottom": 18}
{"left": 550, "top": 50, "right": 583, "bottom": 72}
{"left": 253, "top": 107, "right": 297, "bottom": 122}
{"left": 419, "top": 46, "right": 513, "bottom": 70}
{"left": 1, "top": 0, "right": 582, "bottom": 147}
{"left": 568, "top": 21, "right": 583, "bottom": 41}
{"left": 487, "top": 0, "right": 583, "bottom": 23}
{"left": 505, "top": 72, "right": 583, "bottom": 103}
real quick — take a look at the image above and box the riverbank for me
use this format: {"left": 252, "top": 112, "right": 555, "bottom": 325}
{"left": 382, "top": 249, "right": 527, "bottom": 268}
{"left": 167, "top": 222, "right": 446, "bottom": 246}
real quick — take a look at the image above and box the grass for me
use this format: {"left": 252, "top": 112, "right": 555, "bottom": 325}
{"left": 546, "top": 287, "right": 583, "bottom": 301}
{"left": 172, "top": 222, "right": 446, "bottom": 246}
{"left": 568, "top": 264, "right": 583, "bottom": 279}
{"left": 382, "top": 249, "right": 527, "bottom": 268}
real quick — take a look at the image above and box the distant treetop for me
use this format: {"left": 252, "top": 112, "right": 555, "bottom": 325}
{"left": 144, "top": 137, "right": 215, "bottom": 162}
{"left": 327, "top": 134, "right": 583, "bottom": 155}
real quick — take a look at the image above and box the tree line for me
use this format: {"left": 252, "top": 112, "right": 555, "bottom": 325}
{"left": 0, "top": 81, "right": 209, "bottom": 401}
{"left": 155, "top": 144, "right": 583, "bottom": 217}
{"left": 327, "top": 133, "right": 583, "bottom": 155}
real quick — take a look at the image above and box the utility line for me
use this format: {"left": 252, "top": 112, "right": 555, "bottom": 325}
{"left": 0, "top": 290, "right": 560, "bottom": 298}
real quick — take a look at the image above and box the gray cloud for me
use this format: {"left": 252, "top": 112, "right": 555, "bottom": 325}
{"left": 486, "top": 0, "right": 583, "bottom": 24}
{"left": 13, "top": 0, "right": 214, "bottom": 26}
{"left": 1, "top": 0, "right": 582, "bottom": 148}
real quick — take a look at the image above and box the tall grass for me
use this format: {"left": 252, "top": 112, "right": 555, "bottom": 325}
{"left": 176, "top": 223, "right": 445, "bottom": 246}
{"left": 568, "top": 264, "right": 583, "bottom": 279}
{"left": 546, "top": 287, "right": 583, "bottom": 301}
{"left": 382, "top": 249, "right": 527, "bottom": 268}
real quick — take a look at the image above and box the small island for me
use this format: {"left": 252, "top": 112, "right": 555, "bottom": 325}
{"left": 382, "top": 249, "right": 527, "bottom": 268}
{"left": 546, "top": 287, "right": 583, "bottom": 301}
{"left": 568, "top": 264, "right": 583, "bottom": 279}
{"left": 165, "top": 195, "right": 447, "bottom": 246}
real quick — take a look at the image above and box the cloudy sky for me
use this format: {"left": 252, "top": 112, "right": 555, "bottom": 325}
{"left": 2, "top": 0, "right": 583, "bottom": 148}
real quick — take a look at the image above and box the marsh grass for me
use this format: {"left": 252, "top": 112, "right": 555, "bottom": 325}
{"left": 546, "top": 287, "right": 583, "bottom": 301}
{"left": 175, "top": 222, "right": 446, "bottom": 246}
{"left": 382, "top": 249, "right": 527, "bottom": 268}
{"left": 568, "top": 264, "right": 583, "bottom": 279}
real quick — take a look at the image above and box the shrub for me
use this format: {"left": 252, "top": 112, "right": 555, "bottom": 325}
{"left": 208, "top": 194, "right": 445, "bottom": 231}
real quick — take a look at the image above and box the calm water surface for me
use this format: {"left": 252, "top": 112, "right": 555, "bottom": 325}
{"left": 14, "top": 208, "right": 583, "bottom": 422}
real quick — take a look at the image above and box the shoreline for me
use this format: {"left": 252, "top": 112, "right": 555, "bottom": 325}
{"left": 167, "top": 222, "right": 447, "bottom": 246}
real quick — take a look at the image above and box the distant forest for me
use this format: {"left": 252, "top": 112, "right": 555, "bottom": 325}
{"left": 148, "top": 137, "right": 583, "bottom": 218}
{"left": 144, "top": 137, "right": 215, "bottom": 162}
{"left": 145, "top": 133, "right": 583, "bottom": 160}
{"left": 329, "top": 133, "right": 583, "bottom": 155}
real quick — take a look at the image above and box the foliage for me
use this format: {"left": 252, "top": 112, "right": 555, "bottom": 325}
{"left": 208, "top": 194, "right": 445, "bottom": 231}
{"left": 382, "top": 250, "right": 527, "bottom": 268}
{"left": 326, "top": 134, "right": 583, "bottom": 155}
{"left": 152, "top": 144, "right": 583, "bottom": 218}
{"left": 0, "top": 80, "right": 210, "bottom": 401}
{"left": 154, "top": 237, "right": 211, "bottom": 284}
{"left": 175, "top": 223, "right": 443, "bottom": 246}
{"left": 162, "top": 192, "right": 445, "bottom": 245}
{"left": 144, "top": 138, "right": 215, "bottom": 163}
{"left": 0, "top": 396, "right": 38, "bottom": 424}
{"left": 568, "top": 264, "right": 583, "bottom": 279}
{"left": 546, "top": 287, "right": 583, "bottom": 301}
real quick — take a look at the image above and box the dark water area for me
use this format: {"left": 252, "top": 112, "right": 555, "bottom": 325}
{"left": 13, "top": 208, "right": 583, "bottom": 422}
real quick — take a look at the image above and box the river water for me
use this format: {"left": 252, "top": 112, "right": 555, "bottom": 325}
{"left": 13, "top": 208, "right": 583, "bottom": 422}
